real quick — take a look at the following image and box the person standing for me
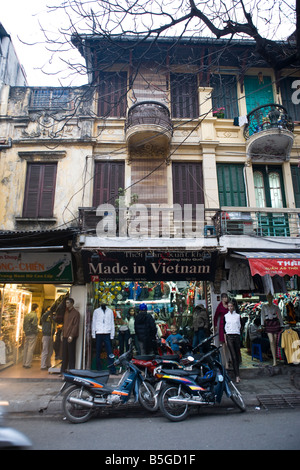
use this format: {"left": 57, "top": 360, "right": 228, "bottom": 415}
{"left": 92, "top": 303, "right": 116, "bottom": 374}
{"left": 40, "top": 307, "right": 55, "bottom": 370}
{"left": 61, "top": 298, "right": 80, "bottom": 373}
{"left": 192, "top": 305, "right": 209, "bottom": 350}
{"left": 224, "top": 301, "right": 241, "bottom": 384}
{"left": 134, "top": 303, "right": 157, "bottom": 355}
{"left": 23, "top": 303, "right": 39, "bottom": 369}
{"left": 213, "top": 293, "right": 229, "bottom": 366}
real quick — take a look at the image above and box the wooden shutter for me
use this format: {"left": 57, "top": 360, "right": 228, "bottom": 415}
{"left": 170, "top": 74, "right": 198, "bottom": 118}
{"left": 280, "top": 77, "right": 298, "bottom": 122}
{"left": 23, "top": 163, "right": 57, "bottom": 217}
{"left": 217, "top": 164, "right": 247, "bottom": 206}
{"left": 93, "top": 162, "right": 125, "bottom": 206}
{"left": 172, "top": 162, "right": 204, "bottom": 208}
{"left": 291, "top": 165, "right": 300, "bottom": 208}
{"left": 97, "top": 72, "right": 127, "bottom": 117}
{"left": 210, "top": 74, "right": 239, "bottom": 118}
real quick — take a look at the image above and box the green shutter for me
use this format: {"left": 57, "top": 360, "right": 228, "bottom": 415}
{"left": 291, "top": 165, "right": 300, "bottom": 208}
{"left": 244, "top": 76, "right": 274, "bottom": 113}
{"left": 217, "top": 164, "right": 247, "bottom": 206}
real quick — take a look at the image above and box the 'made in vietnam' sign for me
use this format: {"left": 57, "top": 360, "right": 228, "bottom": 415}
{"left": 82, "top": 250, "right": 217, "bottom": 282}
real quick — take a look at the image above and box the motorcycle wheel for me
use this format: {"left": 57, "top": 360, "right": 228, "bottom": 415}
{"left": 138, "top": 381, "right": 158, "bottom": 412}
{"left": 227, "top": 380, "right": 246, "bottom": 412}
{"left": 63, "top": 385, "right": 94, "bottom": 423}
{"left": 159, "top": 385, "right": 189, "bottom": 422}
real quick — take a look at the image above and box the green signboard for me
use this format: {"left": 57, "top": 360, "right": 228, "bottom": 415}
{"left": 0, "top": 252, "right": 73, "bottom": 283}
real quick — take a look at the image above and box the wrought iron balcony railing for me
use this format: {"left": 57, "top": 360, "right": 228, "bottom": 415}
{"left": 243, "top": 104, "right": 294, "bottom": 140}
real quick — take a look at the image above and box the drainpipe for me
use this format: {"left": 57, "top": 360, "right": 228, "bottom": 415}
{"left": 0, "top": 137, "right": 12, "bottom": 149}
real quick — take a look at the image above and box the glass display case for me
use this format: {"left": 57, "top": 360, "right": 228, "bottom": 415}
{"left": 0, "top": 286, "right": 32, "bottom": 367}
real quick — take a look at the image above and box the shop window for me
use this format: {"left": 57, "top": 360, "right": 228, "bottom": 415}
{"left": 22, "top": 163, "right": 57, "bottom": 218}
{"left": 97, "top": 71, "right": 127, "bottom": 118}
{"left": 170, "top": 73, "right": 199, "bottom": 119}
{"left": 93, "top": 161, "right": 125, "bottom": 207}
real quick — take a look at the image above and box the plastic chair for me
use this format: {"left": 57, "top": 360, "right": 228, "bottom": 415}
{"left": 251, "top": 342, "right": 263, "bottom": 362}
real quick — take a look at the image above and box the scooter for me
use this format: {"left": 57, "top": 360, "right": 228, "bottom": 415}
{"left": 155, "top": 344, "right": 246, "bottom": 422}
{"left": 60, "top": 345, "right": 158, "bottom": 423}
{"left": 0, "top": 400, "right": 32, "bottom": 449}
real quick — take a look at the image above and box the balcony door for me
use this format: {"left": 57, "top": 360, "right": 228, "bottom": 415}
{"left": 253, "top": 166, "right": 289, "bottom": 236}
{"left": 244, "top": 76, "right": 274, "bottom": 113}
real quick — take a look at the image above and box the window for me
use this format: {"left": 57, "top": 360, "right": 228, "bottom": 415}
{"left": 30, "top": 88, "right": 71, "bottom": 109}
{"left": 170, "top": 73, "right": 199, "bottom": 119}
{"left": 280, "top": 77, "right": 299, "bottom": 122}
{"left": 23, "top": 163, "right": 57, "bottom": 218}
{"left": 217, "top": 164, "right": 247, "bottom": 207}
{"left": 97, "top": 72, "right": 127, "bottom": 118}
{"left": 210, "top": 74, "right": 239, "bottom": 119}
{"left": 93, "top": 161, "right": 125, "bottom": 207}
{"left": 254, "top": 171, "right": 266, "bottom": 208}
{"left": 172, "top": 162, "right": 204, "bottom": 208}
{"left": 291, "top": 165, "right": 300, "bottom": 208}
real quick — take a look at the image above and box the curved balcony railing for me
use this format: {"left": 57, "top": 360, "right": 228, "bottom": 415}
{"left": 125, "top": 100, "right": 173, "bottom": 135}
{"left": 243, "top": 104, "right": 294, "bottom": 140}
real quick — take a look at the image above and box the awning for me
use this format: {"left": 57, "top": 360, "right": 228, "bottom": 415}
{"left": 234, "top": 251, "right": 300, "bottom": 277}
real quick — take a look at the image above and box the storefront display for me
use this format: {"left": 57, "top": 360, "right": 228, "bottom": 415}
{"left": 84, "top": 279, "right": 210, "bottom": 369}
{"left": 0, "top": 285, "right": 32, "bottom": 368}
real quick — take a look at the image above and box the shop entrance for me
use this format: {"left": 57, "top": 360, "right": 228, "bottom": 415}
{"left": 85, "top": 279, "right": 210, "bottom": 370}
{"left": 0, "top": 283, "right": 70, "bottom": 378}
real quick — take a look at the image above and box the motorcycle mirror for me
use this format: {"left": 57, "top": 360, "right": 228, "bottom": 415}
{"left": 109, "top": 353, "right": 115, "bottom": 359}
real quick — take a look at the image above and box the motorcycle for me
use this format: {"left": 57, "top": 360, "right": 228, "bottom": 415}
{"left": 155, "top": 344, "right": 246, "bottom": 422}
{"left": 60, "top": 346, "right": 158, "bottom": 423}
{"left": 131, "top": 334, "right": 217, "bottom": 390}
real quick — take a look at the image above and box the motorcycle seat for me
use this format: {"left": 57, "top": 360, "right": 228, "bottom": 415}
{"left": 160, "top": 368, "right": 197, "bottom": 377}
{"left": 156, "top": 355, "right": 180, "bottom": 361}
{"left": 67, "top": 369, "right": 110, "bottom": 380}
{"left": 133, "top": 355, "right": 155, "bottom": 361}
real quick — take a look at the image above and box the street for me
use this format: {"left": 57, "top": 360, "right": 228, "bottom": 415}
{"left": 4, "top": 407, "right": 300, "bottom": 451}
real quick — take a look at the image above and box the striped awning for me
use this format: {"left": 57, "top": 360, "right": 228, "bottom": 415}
{"left": 233, "top": 251, "right": 300, "bottom": 277}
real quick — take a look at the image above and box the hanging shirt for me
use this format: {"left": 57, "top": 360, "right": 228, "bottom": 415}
{"left": 281, "top": 329, "right": 300, "bottom": 364}
{"left": 92, "top": 306, "right": 115, "bottom": 339}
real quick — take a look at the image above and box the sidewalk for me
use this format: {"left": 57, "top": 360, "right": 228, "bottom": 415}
{"left": 0, "top": 360, "right": 300, "bottom": 415}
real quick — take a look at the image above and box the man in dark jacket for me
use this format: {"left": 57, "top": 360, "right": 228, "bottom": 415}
{"left": 134, "top": 303, "right": 157, "bottom": 354}
{"left": 61, "top": 298, "right": 80, "bottom": 372}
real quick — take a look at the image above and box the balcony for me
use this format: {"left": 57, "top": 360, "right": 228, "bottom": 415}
{"left": 211, "top": 208, "right": 300, "bottom": 238}
{"left": 244, "top": 104, "right": 294, "bottom": 162}
{"left": 125, "top": 101, "right": 173, "bottom": 150}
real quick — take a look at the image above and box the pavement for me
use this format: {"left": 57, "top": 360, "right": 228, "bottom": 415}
{"left": 0, "top": 361, "right": 300, "bottom": 416}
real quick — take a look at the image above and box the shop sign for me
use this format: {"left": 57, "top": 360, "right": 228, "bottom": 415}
{"left": 248, "top": 257, "right": 300, "bottom": 277}
{"left": 82, "top": 250, "right": 217, "bottom": 282}
{"left": 0, "top": 252, "right": 73, "bottom": 283}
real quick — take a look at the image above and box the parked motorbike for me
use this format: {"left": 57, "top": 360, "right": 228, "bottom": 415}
{"left": 0, "top": 400, "right": 32, "bottom": 449}
{"left": 155, "top": 344, "right": 246, "bottom": 422}
{"left": 132, "top": 334, "right": 217, "bottom": 390}
{"left": 60, "top": 346, "right": 158, "bottom": 423}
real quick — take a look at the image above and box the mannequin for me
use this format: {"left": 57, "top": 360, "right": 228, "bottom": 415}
{"left": 261, "top": 293, "right": 283, "bottom": 366}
